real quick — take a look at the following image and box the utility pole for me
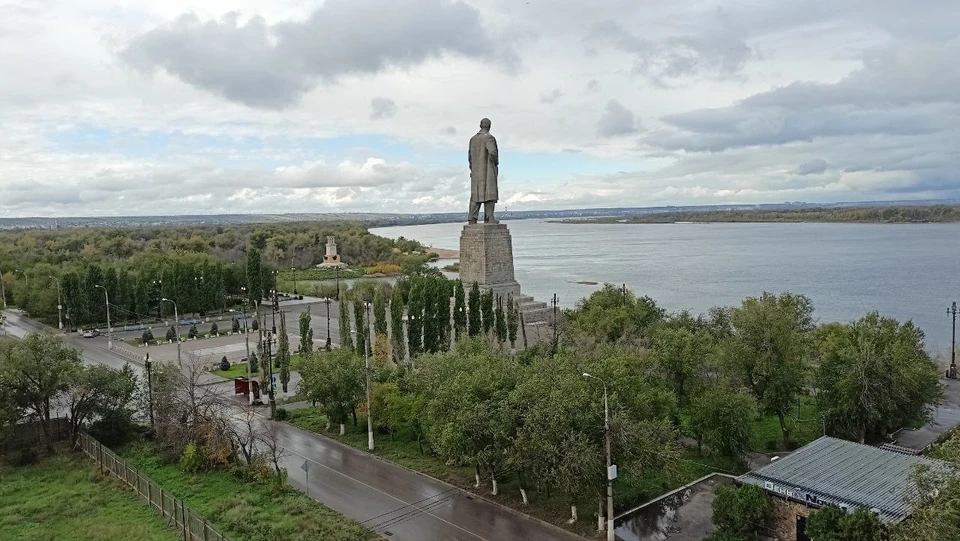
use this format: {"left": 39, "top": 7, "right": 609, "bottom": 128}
{"left": 949, "top": 302, "right": 958, "bottom": 379}
{"left": 292, "top": 267, "right": 298, "bottom": 295}
{"left": 583, "top": 373, "right": 615, "bottom": 541}
{"left": 49, "top": 275, "right": 63, "bottom": 330}
{"left": 161, "top": 298, "right": 181, "bottom": 368}
{"left": 95, "top": 284, "right": 112, "bottom": 350}
{"left": 1, "top": 273, "right": 7, "bottom": 309}
{"left": 325, "top": 297, "right": 332, "bottom": 351}
{"left": 364, "top": 301, "right": 375, "bottom": 451}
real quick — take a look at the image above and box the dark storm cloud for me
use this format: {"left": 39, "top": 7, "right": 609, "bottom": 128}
{"left": 369, "top": 97, "right": 398, "bottom": 120}
{"left": 121, "top": 0, "right": 515, "bottom": 109}
{"left": 597, "top": 100, "right": 638, "bottom": 137}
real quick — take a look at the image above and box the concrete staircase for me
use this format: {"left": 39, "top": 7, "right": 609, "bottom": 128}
{"left": 515, "top": 294, "right": 554, "bottom": 325}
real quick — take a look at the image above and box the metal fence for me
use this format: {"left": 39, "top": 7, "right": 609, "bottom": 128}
{"left": 76, "top": 431, "right": 230, "bottom": 541}
{"left": 0, "top": 417, "right": 70, "bottom": 454}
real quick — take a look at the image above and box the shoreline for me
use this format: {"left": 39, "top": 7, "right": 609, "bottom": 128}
{"left": 426, "top": 246, "right": 459, "bottom": 259}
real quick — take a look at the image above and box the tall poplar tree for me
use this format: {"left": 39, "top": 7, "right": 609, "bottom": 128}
{"left": 481, "top": 289, "right": 494, "bottom": 335}
{"left": 407, "top": 279, "right": 424, "bottom": 357}
{"left": 390, "top": 284, "right": 406, "bottom": 362}
{"left": 423, "top": 279, "right": 438, "bottom": 353}
{"left": 494, "top": 296, "right": 507, "bottom": 346}
{"left": 338, "top": 288, "right": 353, "bottom": 351}
{"left": 507, "top": 295, "right": 519, "bottom": 348}
{"left": 453, "top": 280, "right": 467, "bottom": 340}
{"left": 468, "top": 282, "right": 481, "bottom": 337}
{"left": 245, "top": 247, "right": 263, "bottom": 307}
{"left": 354, "top": 300, "right": 367, "bottom": 356}
{"left": 277, "top": 312, "right": 291, "bottom": 393}
{"left": 299, "top": 308, "right": 313, "bottom": 355}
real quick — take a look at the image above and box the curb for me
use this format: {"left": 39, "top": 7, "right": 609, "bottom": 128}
{"left": 280, "top": 419, "right": 590, "bottom": 541}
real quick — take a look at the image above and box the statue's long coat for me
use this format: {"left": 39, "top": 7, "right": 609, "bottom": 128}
{"left": 469, "top": 130, "right": 499, "bottom": 203}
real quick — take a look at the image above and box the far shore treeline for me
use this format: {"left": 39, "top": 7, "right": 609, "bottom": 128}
{"left": 566, "top": 204, "right": 960, "bottom": 224}
{"left": 0, "top": 221, "right": 434, "bottom": 326}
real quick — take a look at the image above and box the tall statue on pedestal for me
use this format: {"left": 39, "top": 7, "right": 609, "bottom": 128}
{"left": 468, "top": 118, "right": 498, "bottom": 224}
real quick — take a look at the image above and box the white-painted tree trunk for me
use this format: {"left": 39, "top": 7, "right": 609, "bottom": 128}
{"left": 520, "top": 488, "right": 528, "bottom": 505}
{"left": 568, "top": 505, "right": 578, "bottom": 523}
{"left": 339, "top": 423, "right": 346, "bottom": 435}
{"left": 491, "top": 477, "right": 498, "bottom": 495}
{"left": 474, "top": 472, "right": 481, "bottom": 488}
{"left": 598, "top": 500, "right": 605, "bottom": 531}
{"left": 325, "top": 420, "right": 331, "bottom": 431}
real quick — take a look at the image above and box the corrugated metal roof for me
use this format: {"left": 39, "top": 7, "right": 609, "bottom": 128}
{"left": 739, "top": 436, "right": 953, "bottom": 522}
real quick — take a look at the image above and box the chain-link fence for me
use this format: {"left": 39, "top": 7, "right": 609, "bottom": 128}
{"left": 76, "top": 431, "right": 230, "bottom": 541}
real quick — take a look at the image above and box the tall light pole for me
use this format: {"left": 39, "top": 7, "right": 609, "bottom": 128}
{"left": 161, "top": 298, "right": 182, "bottom": 368}
{"left": 325, "top": 297, "right": 332, "bottom": 351}
{"left": 0, "top": 273, "right": 7, "bottom": 309}
{"left": 583, "top": 372, "right": 615, "bottom": 541}
{"left": 95, "top": 284, "right": 112, "bottom": 350}
{"left": 230, "top": 306, "right": 255, "bottom": 405}
{"left": 49, "top": 275, "right": 63, "bottom": 330}
{"left": 292, "top": 267, "right": 298, "bottom": 296}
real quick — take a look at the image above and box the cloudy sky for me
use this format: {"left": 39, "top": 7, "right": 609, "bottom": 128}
{"left": 1, "top": 0, "right": 958, "bottom": 217}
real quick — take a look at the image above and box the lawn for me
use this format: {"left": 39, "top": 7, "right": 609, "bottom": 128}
{"left": 211, "top": 354, "right": 302, "bottom": 380}
{"left": 286, "top": 407, "right": 689, "bottom": 537}
{"left": 749, "top": 394, "right": 823, "bottom": 451}
{"left": 0, "top": 455, "right": 179, "bottom": 541}
{"left": 120, "top": 442, "right": 376, "bottom": 541}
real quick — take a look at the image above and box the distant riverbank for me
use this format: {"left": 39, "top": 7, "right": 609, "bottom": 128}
{"left": 561, "top": 205, "right": 960, "bottom": 224}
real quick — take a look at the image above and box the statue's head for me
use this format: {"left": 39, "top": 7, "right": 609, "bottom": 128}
{"left": 480, "top": 118, "right": 491, "bottom": 131}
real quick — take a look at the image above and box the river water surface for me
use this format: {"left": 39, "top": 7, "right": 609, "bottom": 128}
{"left": 372, "top": 220, "right": 960, "bottom": 354}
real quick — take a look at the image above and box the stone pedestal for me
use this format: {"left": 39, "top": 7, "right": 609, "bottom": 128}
{"left": 459, "top": 223, "right": 521, "bottom": 300}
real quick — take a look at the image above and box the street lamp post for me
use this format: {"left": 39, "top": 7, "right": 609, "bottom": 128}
{"left": 145, "top": 353, "right": 154, "bottom": 429}
{"left": 325, "top": 297, "right": 332, "bottom": 351}
{"left": 161, "top": 298, "right": 182, "bottom": 368}
{"left": 292, "top": 267, "right": 298, "bottom": 296}
{"left": 94, "top": 284, "right": 112, "bottom": 349}
{"left": 949, "top": 302, "right": 958, "bottom": 379}
{"left": 49, "top": 275, "right": 63, "bottom": 330}
{"left": 1, "top": 272, "right": 7, "bottom": 309}
{"left": 265, "top": 331, "right": 276, "bottom": 419}
{"left": 335, "top": 266, "right": 340, "bottom": 300}
{"left": 583, "top": 372, "right": 615, "bottom": 541}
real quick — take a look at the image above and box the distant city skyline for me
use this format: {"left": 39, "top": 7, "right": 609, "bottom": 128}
{"left": 1, "top": 0, "right": 958, "bottom": 217}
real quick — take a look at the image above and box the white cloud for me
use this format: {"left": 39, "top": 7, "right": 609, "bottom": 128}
{"left": 1, "top": 0, "right": 958, "bottom": 217}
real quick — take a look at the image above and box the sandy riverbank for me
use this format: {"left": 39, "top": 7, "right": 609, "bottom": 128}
{"left": 427, "top": 246, "right": 459, "bottom": 259}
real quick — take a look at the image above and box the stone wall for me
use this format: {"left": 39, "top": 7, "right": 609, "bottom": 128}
{"left": 770, "top": 496, "right": 814, "bottom": 540}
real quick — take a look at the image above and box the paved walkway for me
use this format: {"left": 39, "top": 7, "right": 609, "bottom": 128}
{"left": 895, "top": 378, "right": 960, "bottom": 450}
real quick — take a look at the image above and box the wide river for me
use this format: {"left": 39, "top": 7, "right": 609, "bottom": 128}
{"left": 372, "top": 220, "right": 960, "bottom": 355}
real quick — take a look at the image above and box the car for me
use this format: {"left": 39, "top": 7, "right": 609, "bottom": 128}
{"left": 82, "top": 329, "right": 101, "bottom": 338}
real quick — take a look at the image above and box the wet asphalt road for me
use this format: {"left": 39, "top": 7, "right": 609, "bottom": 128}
{"left": 2, "top": 310, "right": 585, "bottom": 541}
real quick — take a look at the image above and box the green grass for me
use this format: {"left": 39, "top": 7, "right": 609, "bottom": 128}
{"left": 119, "top": 442, "right": 376, "bottom": 541}
{"left": 286, "top": 407, "right": 689, "bottom": 537}
{"left": 748, "top": 395, "right": 822, "bottom": 451}
{"left": 0, "top": 455, "right": 180, "bottom": 541}
{"left": 212, "top": 354, "right": 302, "bottom": 380}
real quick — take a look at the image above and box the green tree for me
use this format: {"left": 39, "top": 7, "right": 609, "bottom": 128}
{"left": 298, "top": 349, "right": 364, "bottom": 435}
{"left": 481, "top": 289, "right": 494, "bottom": 335}
{"left": 805, "top": 505, "right": 849, "bottom": 541}
{"left": 232, "top": 317, "right": 241, "bottom": 334}
{"left": 407, "top": 279, "right": 424, "bottom": 357}
{"left": 712, "top": 484, "right": 772, "bottom": 540}
{"left": 245, "top": 246, "right": 263, "bottom": 306}
{"left": 564, "top": 284, "right": 665, "bottom": 346}
{"left": 422, "top": 279, "right": 438, "bottom": 353}
{"left": 338, "top": 288, "right": 353, "bottom": 351}
{"left": 353, "top": 300, "right": 367, "bottom": 357}
{"left": 816, "top": 312, "right": 942, "bottom": 443}
{"left": 209, "top": 322, "right": 218, "bottom": 336}
{"left": 277, "top": 312, "right": 291, "bottom": 393}
{"left": 808, "top": 505, "right": 890, "bottom": 541}
{"left": 494, "top": 296, "right": 507, "bottom": 346}
{"left": 248, "top": 352, "right": 259, "bottom": 374}
{"left": 453, "top": 280, "right": 467, "bottom": 339}
{"left": 299, "top": 308, "right": 314, "bottom": 356}
{"left": 468, "top": 282, "right": 481, "bottom": 337}
{"left": 726, "top": 292, "right": 812, "bottom": 447}
{"left": 373, "top": 286, "right": 388, "bottom": 336}
{"left": 188, "top": 324, "right": 198, "bottom": 339}
{"left": 390, "top": 284, "right": 406, "bottom": 363}
{"left": 650, "top": 325, "right": 711, "bottom": 406}
{"left": 893, "top": 430, "right": 960, "bottom": 540}
{"left": 68, "top": 363, "right": 140, "bottom": 447}
{"left": 141, "top": 329, "right": 154, "bottom": 344}
{"left": 689, "top": 387, "right": 756, "bottom": 462}
{"left": 0, "top": 333, "right": 83, "bottom": 448}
